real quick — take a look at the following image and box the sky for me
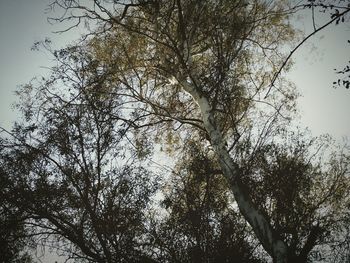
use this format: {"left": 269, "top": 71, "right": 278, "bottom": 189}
{"left": 0, "top": 0, "right": 83, "bottom": 131}
{"left": 0, "top": 0, "right": 349, "bottom": 261}
{"left": 288, "top": 10, "right": 350, "bottom": 139}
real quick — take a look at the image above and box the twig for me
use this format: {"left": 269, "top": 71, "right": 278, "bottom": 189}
{"left": 265, "top": 7, "right": 350, "bottom": 99}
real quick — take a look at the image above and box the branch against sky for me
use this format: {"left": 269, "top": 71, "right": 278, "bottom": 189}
{"left": 266, "top": 0, "right": 350, "bottom": 96}
{"left": 1, "top": 1, "right": 350, "bottom": 262}
{"left": 36, "top": 1, "right": 350, "bottom": 262}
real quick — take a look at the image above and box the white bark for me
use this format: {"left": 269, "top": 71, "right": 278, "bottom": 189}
{"left": 180, "top": 79, "right": 288, "bottom": 263}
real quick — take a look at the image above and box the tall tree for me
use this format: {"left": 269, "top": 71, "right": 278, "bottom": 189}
{"left": 1, "top": 0, "right": 350, "bottom": 262}
{"left": 46, "top": 1, "right": 300, "bottom": 261}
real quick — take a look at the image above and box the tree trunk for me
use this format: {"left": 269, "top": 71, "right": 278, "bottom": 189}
{"left": 180, "top": 79, "right": 288, "bottom": 262}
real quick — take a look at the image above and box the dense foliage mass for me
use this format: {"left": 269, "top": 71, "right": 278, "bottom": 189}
{"left": 1, "top": 1, "right": 350, "bottom": 262}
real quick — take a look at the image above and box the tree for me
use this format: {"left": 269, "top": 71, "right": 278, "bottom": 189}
{"left": 150, "top": 129, "right": 350, "bottom": 263}
{"left": 44, "top": 1, "right": 301, "bottom": 261}
{"left": 0, "top": 169, "right": 33, "bottom": 263}
{"left": 151, "top": 141, "right": 265, "bottom": 263}
{"left": 1, "top": 0, "right": 350, "bottom": 262}
{"left": 0, "top": 47, "right": 160, "bottom": 262}
{"left": 239, "top": 132, "right": 350, "bottom": 262}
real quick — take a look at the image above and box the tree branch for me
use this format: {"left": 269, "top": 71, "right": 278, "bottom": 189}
{"left": 265, "top": 7, "right": 350, "bottom": 99}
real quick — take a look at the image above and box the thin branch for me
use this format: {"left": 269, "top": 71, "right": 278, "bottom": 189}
{"left": 265, "top": 7, "right": 350, "bottom": 99}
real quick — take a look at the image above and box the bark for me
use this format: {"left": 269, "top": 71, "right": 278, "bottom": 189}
{"left": 179, "top": 79, "right": 288, "bottom": 262}
{"left": 297, "top": 226, "right": 324, "bottom": 262}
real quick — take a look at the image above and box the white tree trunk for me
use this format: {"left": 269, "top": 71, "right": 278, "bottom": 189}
{"left": 180, "top": 79, "right": 288, "bottom": 263}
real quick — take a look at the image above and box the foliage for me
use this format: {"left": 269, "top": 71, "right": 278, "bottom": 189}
{"left": 0, "top": 172, "right": 33, "bottom": 263}
{"left": 0, "top": 64, "right": 160, "bottom": 262}
{"left": 1, "top": 0, "right": 350, "bottom": 262}
{"left": 240, "top": 132, "right": 350, "bottom": 262}
{"left": 152, "top": 141, "right": 265, "bottom": 263}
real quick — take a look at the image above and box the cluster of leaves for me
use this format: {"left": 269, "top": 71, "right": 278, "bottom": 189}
{"left": 0, "top": 52, "right": 161, "bottom": 262}
{"left": 242, "top": 133, "right": 350, "bottom": 261}
{"left": 333, "top": 56, "right": 350, "bottom": 89}
{"left": 0, "top": 179, "right": 33, "bottom": 263}
{"left": 1, "top": 1, "right": 350, "bottom": 262}
{"left": 1, "top": 56, "right": 349, "bottom": 262}
{"left": 151, "top": 141, "right": 264, "bottom": 263}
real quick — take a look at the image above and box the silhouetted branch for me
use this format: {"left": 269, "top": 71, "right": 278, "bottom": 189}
{"left": 265, "top": 7, "right": 350, "bottom": 98}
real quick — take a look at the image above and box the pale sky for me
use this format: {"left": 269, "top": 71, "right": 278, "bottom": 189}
{"left": 288, "top": 10, "right": 350, "bottom": 139}
{"left": 0, "top": 0, "right": 349, "bottom": 262}
{"left": 0, "top": 0, "right": 82, "bottom": 130}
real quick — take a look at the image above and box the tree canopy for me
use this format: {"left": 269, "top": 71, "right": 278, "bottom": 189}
{"left": 1, "top": 1, "right": 350, "bottom": 262}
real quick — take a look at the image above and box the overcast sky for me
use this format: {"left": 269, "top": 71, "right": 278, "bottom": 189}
{"left": 288, "top": 10, "right": 350, "bottom": 140}
{"left": 0, "top": 0, "right": 82, "bottom": 131}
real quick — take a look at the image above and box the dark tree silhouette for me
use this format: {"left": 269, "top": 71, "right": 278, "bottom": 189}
{"left": 1, "top": 1, "right": 350, "bottom": 262}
